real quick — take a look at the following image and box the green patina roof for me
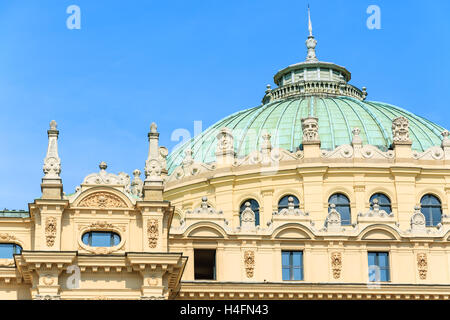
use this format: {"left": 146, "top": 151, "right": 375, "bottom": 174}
{"left": 167, "top": 96, "right": 446, "bottom": 173}
{"left": 0, "top": 209, "right": 30, "bottom": 218}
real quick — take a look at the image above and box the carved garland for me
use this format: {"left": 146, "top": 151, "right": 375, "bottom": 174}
{"left": 417, "top": 253, "right": 428, "bottom": 280}
{"left": 244, "top": 250, "right": 255, "bottom": 278}
{"left": 147, "top": 219, "right": 159, "bottom": 248}
{"left": 45, "top": 217, "right": 57, "bottom": 247}
{"left": 78, "top": 192, "right": 127, "bottom": 208}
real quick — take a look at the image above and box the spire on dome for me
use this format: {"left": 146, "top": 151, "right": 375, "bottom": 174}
{"left": 308, "top": 4, "right": 313, "bottom": 37}
{"left": 305, "top": 5, "right": 318, "bottom": 62}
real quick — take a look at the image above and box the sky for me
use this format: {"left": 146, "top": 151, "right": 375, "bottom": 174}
{"left": 0, "top": 0, "right": 449, "bottom": 210}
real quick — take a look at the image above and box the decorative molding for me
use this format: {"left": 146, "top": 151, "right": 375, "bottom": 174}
{"left": 358, "top": 199, "right": 392, "bottom": 218}
{"left": 186, "top": 197, "right": 223, "bottom": 215}
{"left": 240, "top": 202, "right": 256, "bottom": 232}
{"left": 45, "top": 217, "right": 57, "bottom": 247}
{"left": 0, "top": 233, "right": 17, "bottom": 242}
{"left": 331, "top": 252, "right": 342, "bottom": 279}
{"left": 82, "top": 162, "right": 131, "bottom": 188}
{"left": 147, "top": 219, "right": 159, "bottom": 248}
{"left": 89, "top": 221, "right": 115, "bottom": 230}
{"left": 168, "top": 149, "right": 216, "bottom": 182}
{"left": 409, "top": 206, "right": 427, "bottom": 234}
{"left": 417, "top": 253, "right": 428, "bottom": 280}
{"left": 322, "top": 144, "right": 353, "bottom": 159}
{"left": 324, "top": 204, "right": 342, "bottom": 232}
{"left": 412, "top": 146, "right": 444, "bottom": 160}
{"left": 360, "top": 145, "right": 394, "bottom": 159}
{"left": 274, "top": 197, "right": 308, "bottom": 216}
{"left": 244, "top": 250, "right": 255, "bottom": 278}
{"left": 78, "top": 192, "right": 127, "bottom": 208}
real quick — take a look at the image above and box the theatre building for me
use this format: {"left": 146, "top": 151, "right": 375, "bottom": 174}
{"left": 1, "top": 20, "right": 450, "bottom": 300}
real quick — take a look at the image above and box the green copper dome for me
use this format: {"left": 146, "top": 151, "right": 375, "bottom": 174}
{"left": 167, "top": 96, "right": 445, "bottom": 172}
{"left": 166, "top": 16, "right": 446, "bottom": 173}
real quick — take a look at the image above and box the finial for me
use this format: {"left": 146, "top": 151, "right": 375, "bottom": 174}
{"left": 99, "top": 161, "right": 107, "bottom": 170}
{"left": 201, "top": 196, "right": 208, "bottom": 209}
{"left": 144, "top": 122, "right": 165, "bottom": 183}
{"left": 42, "top": 120, "right": 61, "bottom": 182}
{"left": 308, "top": 4, "right": 313, "bottom": 37}
{"left": 150, "top": 122, "right": 157, "bottom": 133}
{"left": 305, "top": 5, "right": 318, "bottom": 62}
{"left": 49, "top": 120, "right": 57, "bottom": 130}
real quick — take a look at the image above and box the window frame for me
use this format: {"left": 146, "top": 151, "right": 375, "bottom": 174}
{"left": 420, "top": 194, "right": 442, "bottom": 227}
{"left": 194, "top": 249, "right": 217, "bottom": 280}
{"left": 0, "top": 243, "right": 22, "bottom": 259}
{"left": 281, "top": 250, "right": 304, "bottom": 281}
{"left": 367, "top": 251, "right": 390, "bottom": 282}
{"left": 81, "top": 231, "right": 121, "bottom": 247}
{"left": 328, "top": 193, "right": 351, "bottom": 225}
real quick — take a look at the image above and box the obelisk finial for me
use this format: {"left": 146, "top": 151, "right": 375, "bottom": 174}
{"left": 308, "top": 4, "right": 313, "bottom": 37}
{"left": 305, "top": 5, "right": 318, "bottom": 62}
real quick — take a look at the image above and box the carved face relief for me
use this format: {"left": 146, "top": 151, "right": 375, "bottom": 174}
{"left": 392, "top": 116, "right": 410, "bottom": 142}
{"left": 301, "top": 117, "right": 319, "bottom": 142}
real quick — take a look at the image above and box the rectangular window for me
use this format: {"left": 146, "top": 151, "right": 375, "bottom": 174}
{"left": 368, "top": 252, "right": 390, "bottom": 282}
{"left": 194, "top": 249, "right": 216, "bottom": 280}
{"left": 282, "top": 251, "right": 303, "bottom": 280}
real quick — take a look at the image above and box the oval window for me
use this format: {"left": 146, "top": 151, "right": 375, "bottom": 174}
{"left": 0, "top": 243, "right": 22, "bottom": 259}
{"left": 82, "top": 231, "right": 120, "bottom": 247}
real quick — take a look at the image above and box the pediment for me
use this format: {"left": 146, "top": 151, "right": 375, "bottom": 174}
{"left": 361, "top": 229, "right": 397, "bottom": 240}
{"left": 187, "top": 226, "right": 224, "bottom": 238}
{"left": 275, "top": 228, "right": 311, "bottom": 239}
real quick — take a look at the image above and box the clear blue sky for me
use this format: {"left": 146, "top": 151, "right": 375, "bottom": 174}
{"left": 0, "top": 0, "right": 449, "bottom": 210}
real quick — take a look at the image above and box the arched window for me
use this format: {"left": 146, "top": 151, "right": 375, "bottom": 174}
{"left": 370, "top": 193, "right": 392, "bottom": 214}
{"left": 240, "top": 199, "right": 260, "bottom": 226}
{"left": 328, "top": 193, "right": 351, "bottom": 225}
{"left": 82, "top": 231, "right": 121, "bottom": 247}
{"left": 0, "top": 243, "right": 22, "bottom": 259}
{"left": 278, "top": 195, "right": 300, "bottom": 211}
{"left": 420, "top": 194, "right": 442, "bottom": 226}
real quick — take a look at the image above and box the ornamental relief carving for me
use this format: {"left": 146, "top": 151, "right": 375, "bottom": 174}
{"left": 45, "top": 217, "right": 57, "bottom": 247}
{"left": 244, "top": 250, "right": 255, "bottom": 278}
{"left": 331, "top": 252, "right": 342, "bottom": 279}
{"left": 417, "top": 253, "right": 428, "bottom": 280}
{"left": 0, "top": 259, "right": 15, "bottom": 266}
{"left": 0, "top": 233, "right": 17, "bottom": 242}
{"left": 78, "top": 192, "right": 127, "bottom": 209}
{"left": 147, "top": 219, "right": 159, "bottom": 248}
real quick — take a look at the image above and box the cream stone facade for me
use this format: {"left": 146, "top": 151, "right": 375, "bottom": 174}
{"left": 1, "top": 16, "right": 450, "bottom": 300}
